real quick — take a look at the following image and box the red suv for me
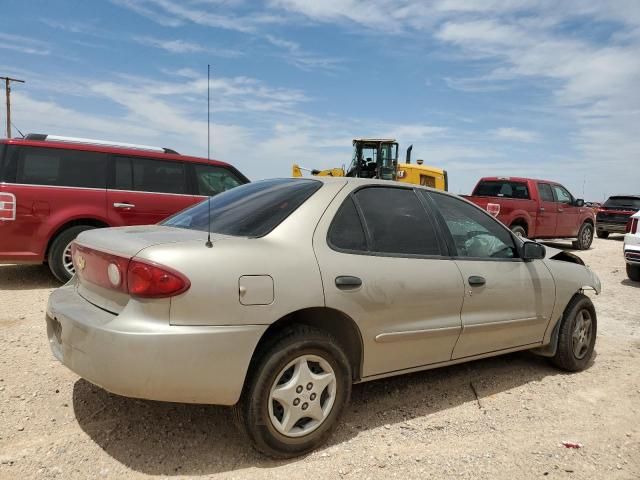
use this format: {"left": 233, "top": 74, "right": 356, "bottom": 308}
{"left": 0, "top": 134, "right": 248, "bottom": 281}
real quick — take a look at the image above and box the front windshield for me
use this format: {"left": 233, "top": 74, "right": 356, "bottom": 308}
{"left": 162, "top": 178, "right": 322, "bottom": 237}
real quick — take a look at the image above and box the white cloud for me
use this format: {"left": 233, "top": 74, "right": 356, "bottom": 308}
{"left": 0, "top": 33, "right": 51, "bottom": 55}
{"left": 133, "top": 35, "right": 242, "bottom": 57}
{"left": 492, "top": 127, "right": 538, "bottom": 143}
{"left": 264, "top": 34, "right": 343, "bottom": 72}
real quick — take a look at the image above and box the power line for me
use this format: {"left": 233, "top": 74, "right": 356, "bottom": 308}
{"left": 0, "top": 76, "right": 25, "bottom": 138}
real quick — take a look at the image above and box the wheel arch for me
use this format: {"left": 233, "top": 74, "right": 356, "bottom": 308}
{"left": 44, "top": 217, "right": 111, "bottom": 259}
{"left": 249, "top": 307, "right": 364, "bottom": 382}
{"left": 509, "top": 216, "right": 529, "bottom": 234}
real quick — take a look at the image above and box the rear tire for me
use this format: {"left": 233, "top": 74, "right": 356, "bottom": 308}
{"left": 572, "top": 222, "right": 594, "bottom": 250}
{"left": 627, "top": 264, "right": 640, "bottom": 282}
{"left": 48, "top": 225, "right": 96, "bottom": 283}
{"left": 596, "top": 230, "right": 609, "bottom": 239}
{"left": 510, "top": 224, "right": 527, "bottom": 238}
{"left": 234, "top": 326, "right": 352, "bottom": 458}
{"left": 550, "top": 294, "right": 597, "bottom": 372}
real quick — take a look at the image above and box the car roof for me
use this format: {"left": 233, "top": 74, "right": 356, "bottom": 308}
{"left": 0, "top": 137, "right": 231, "bottom": 168}
{"left": 477, "top": 176, "right": 561, "bottom": 184}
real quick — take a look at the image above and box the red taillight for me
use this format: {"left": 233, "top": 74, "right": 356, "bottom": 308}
{"left": 627, "top": 218, "right": 639, "bottom": 234}
{"left": 0, "top": 192, "right": 16, "bottom": 221}
{"left": 72, "top": 244, "right": 190, "bottom": 298}
{"left": 487, "top": 203, "right": 501, "bottom": 217}
{"left": 127, "top": 259, "right": 190, "bottom": 298}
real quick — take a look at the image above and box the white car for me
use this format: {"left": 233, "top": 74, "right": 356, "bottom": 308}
{"left": 624, "top": 210, "right": 640, "bottom": 281}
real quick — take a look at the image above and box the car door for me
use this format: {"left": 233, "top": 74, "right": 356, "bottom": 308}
{"left": 534, "top": 182, "right": 557, "bottom": 237}
{"left": 107, "top": 156, "right": 197, "bottom": 226}
{"left": 313, "top": 185, "right": 465, "bottom": 378}
{"left": 425, "top": 191, "right": 555, "bottom": 359}
{"left": 551, "top": 183, "right": 580, "bottom": 237}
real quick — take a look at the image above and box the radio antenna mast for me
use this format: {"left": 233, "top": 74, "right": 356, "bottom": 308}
{"left": 205, "top": 64, "right": 213, "bottom": 248}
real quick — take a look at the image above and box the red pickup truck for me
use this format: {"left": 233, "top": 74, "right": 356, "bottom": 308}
{"left": 465, "top": 177, "right": 596, "bottom": 250}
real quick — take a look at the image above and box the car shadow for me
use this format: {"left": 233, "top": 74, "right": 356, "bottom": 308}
{"left": 621, "top": 279, "right": 640, "bottom": 288}
{"left": 0, "top": 264, "right": 59, "bottom": 290}
{"left": 72, "top": 350, "right": 569, "bottom": 476}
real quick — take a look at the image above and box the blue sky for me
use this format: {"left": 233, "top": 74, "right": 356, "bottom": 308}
{"left": 2, "top": 0, "right": 639, "bottom": 199}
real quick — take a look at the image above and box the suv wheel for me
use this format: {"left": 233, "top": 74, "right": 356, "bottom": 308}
{"left": 234, "top": 326, "right": 352, "bottom": 458}
{"left": 550, "top": 294, "right": 597, "bottom": 372}
{"left": 572, "top": 222, "right": 594, "bottom": 250}
{"left": 627, "top": 264, "right": 640, "bottom": 282}
{"left": 596, "top": 230, "right": 609, "bottom": 239}
{"left": 48, "top": 225, "right": 96, "bottom": 282}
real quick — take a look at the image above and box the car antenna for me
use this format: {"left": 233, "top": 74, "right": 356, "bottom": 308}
{"left": 205, "top": 64, "right": 213, "bottom": 248}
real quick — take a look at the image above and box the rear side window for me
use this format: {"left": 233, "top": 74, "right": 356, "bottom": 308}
{"left": 604, "top": 196, "right": 640, "bottom": 210}
{"left": 328, "top": 197, "right": 367, "bottom": 251}
{"left": 4, "top": 146, "right": 107, "bottom": 188}
{"left": 538, "top": 183, "right": 554, "bottom": 202}
{"left": 193, "top": 163, "right": 244, "bottom": 196}
{"left": 114, "top": 156, "right": 186, "bottom": 194}
{"left": 353, "top": 187, "right": 441, "bottom": 256}
{"left": 163, "top": 178, "right": 321, "bottom": 237}
{"left": 473, "top": 180, "right": 530, "bottom": 199}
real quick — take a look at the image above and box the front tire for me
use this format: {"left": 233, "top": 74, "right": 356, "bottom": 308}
{"left": 234, "top": 326, "right": 352, "bottom": 458}
{"left": 550, "top": 294, "right": 597, "bottom": 372}
{"left": 627, "top": 263, "right": 640, "bottom": 282}
{"left": 572, "top": 222, "right": 594, "bottom": 250}
{"left": 48, "top": 225, "right": 96, "bottom": 282}
{"left": 596, "top": 230, "right": 609, "bottom": 239}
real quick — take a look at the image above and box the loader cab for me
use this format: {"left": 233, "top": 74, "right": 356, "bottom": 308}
{"left": 348, "top": 138, "right": 398, "bottom": 180}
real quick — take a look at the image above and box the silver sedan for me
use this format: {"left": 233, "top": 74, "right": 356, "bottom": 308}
{"left": 46, "top": 177, "right": 601, "bottom": 457}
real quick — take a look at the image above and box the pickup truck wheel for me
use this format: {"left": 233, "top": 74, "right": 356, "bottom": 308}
{"left": 572, "top": 222, "right": 594, "bottom": 250}
{"left": 627, "top": 264, "right": 640, "bottom": 282}
{"left": 510, "top": 225, "right": 527, "bottom": 237}
{"left": 234, "top": 326, "right": 351, "bottom": 458}
{"left": 596, "top": 230, "right": 609, "bottom": 239}
{"left": 48, "top": 225, "right": 96, "bottom": 283}
{"left": 550, "top": 294, "right": 597, "bottom": 372}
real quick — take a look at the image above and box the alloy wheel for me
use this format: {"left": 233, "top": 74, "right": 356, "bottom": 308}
{"left": 572, "top": 309, "right": 593, "bottom": 359}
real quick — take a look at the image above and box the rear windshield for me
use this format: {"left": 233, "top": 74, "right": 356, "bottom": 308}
{"left": 473, "top": 180, "right": 530, "bottom": 199}
{"left": 162, "top": 178, "right": 322, "bottom": 237}
{"left": 604, "top": 196, "right": 640, "bottom": 210}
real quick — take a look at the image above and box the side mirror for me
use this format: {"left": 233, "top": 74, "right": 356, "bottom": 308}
{"left": 574, "top": 198, "right": 585, "bottom": 207}
{"left": 522, "top": 241, "right": 546, "bottom": 261}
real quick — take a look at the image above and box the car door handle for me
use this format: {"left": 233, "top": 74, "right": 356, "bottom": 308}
{"left": 558, "top": 208, "right": 564, "bottom": 212}
{"left": 468, "top": 275, "right": 486, "bottom": 287}
{"left": 539, "top": 207, "right": 545, "bottom": 212}
{"left": 113, "top": 202, "right": 135, "bottom": 209}
{"left": 335, "top": 276, "right": 362, "bottom": 289}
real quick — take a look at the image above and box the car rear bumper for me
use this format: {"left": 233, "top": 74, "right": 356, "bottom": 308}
{"left": 624, "top": 239, "right": 640, "bottom": 265}
{"left": 596, "top": 222, "right": 627, "bottom": 233}
{"left": 46, "top": 284, "right": 267, "bottom": 405}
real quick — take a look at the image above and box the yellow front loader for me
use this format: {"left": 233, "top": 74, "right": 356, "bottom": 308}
{"left": 291, "top": 139, "right": 448, "bottom": 191}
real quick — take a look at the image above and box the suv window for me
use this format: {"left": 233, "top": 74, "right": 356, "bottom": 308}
{"left": 193, "top": 163, "right": 244, "bottom": 196}
{"left": 473, "top": 180, "right": 530, "bottom": 199}
{"left": 538, "top": 183, "right": 554, "bottom": 202}
{"left": 163, "top": 178, "right": 321, "bottom": 237}
{"left": 428, "top": 192, "right": 517, "bottom": 259}
{"left": 353, "top": 187, "right": 441, "bottom": 256}
{"left": 4, "top": 146, "right": 107, "bottom": 188}
{"left": 328, "top": 196, "right": 367, "bottom": 251}
{"left": 552, "top": 184, "right": 573, "bottom": 204}
{"left": 115, "top": 156, "right": 186, "bottom": 194}
{"left": 603, "top": 196, "right": 640, "bottom": 210}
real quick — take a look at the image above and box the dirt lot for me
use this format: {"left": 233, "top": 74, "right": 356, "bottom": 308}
{"left": 1, "top": 237, "right": 639, "bottom": 479}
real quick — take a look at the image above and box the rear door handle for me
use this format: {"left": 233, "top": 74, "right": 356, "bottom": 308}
{"left": 558, "top": 208, "right": 564, "bottom": 213}
{"left": 335, "top": 276, "right": 362, "bottom": 289}
{"left": 468, "top": 275, "right": 486, "bottom": 287}
{"left": 113, "top": 202, "right": 135, "bottom": 209}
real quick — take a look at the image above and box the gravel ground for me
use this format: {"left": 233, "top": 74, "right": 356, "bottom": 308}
{"left": 1, "top": 237, "right": 639, "bottom": 479}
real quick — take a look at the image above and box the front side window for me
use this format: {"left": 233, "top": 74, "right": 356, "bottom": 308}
{"left": 552, "top": 184, "right": 573, "bottom": 204}
{"left": 114, "top": 156, "right": 186, "bottom": 194}
{"left": 163, "top": 178, "right": 321, "bottom": 237}
{"left": 193, "top": 164, "right": 244, "bottom": 196}
{"left": 428, "top": 192, "right": 517, "bottom": 259}
{"left": 5, "top": 146, "right": 107, "bottom": 188}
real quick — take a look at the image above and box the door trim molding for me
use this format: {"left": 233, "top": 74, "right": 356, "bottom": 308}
{"left": 462, "top": 316, "right": 546, "bottom": 334}
{"left": 375, "top": 325, "right": 461, "bottom": 343}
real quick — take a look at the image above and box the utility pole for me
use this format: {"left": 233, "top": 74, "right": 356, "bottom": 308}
{"left": 1, "top": 76, "right": 25, "bottom": 138}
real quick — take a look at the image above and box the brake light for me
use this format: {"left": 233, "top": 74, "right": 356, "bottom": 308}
{"left": 0, "top": 192, "right": 16, "bottom": 221}
{"left": 127, "top": 259, "right": 190, "bottom": 298}
{"left": 627, "top": 218, "right": 638, "bottom": 234}
{"left": 487, "top": 203, "right": 501, "bottom": 217}
{"left": 71, "top": 243, "right": 190, "bottom": 298}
